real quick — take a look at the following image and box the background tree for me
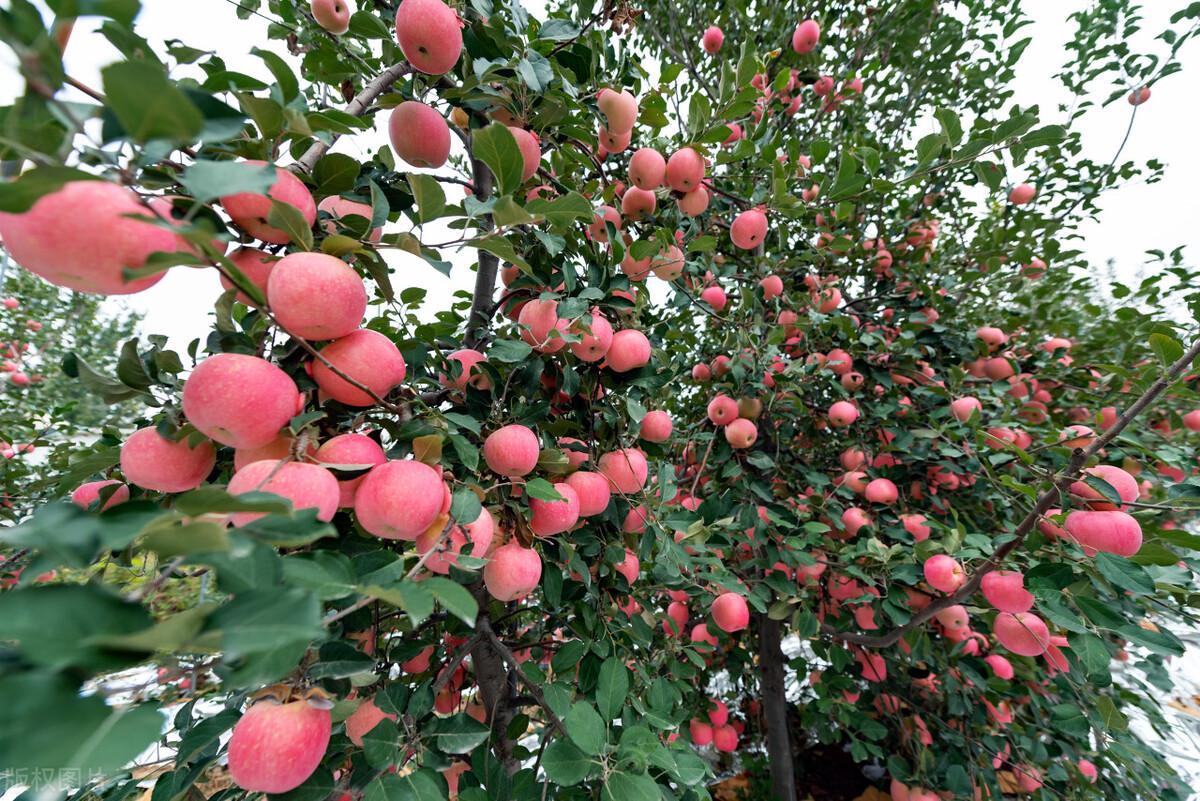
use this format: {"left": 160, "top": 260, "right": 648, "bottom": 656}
{"left": 0, "top": 261, "right": 142, "bottom": 525}
{"left": 0, "top": 2, "right": 1198, "bottom": 801}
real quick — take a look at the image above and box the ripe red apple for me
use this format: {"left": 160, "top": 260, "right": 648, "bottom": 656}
{"left": 950, "top": 396, "right": 981, "bottom": 422}
{"left": 344, "top": 696, "right": 396, "bottom": 747}
{"left": 984, "top": 653, "right": 1014, "bottom": 679}
{"left": 569, "top": 309, "right": 614, "bottom": 362}
{"left": 220, "top": 247, "right": 277, "bottom": 304}
{"left": 310, "top": 0, "right": 350, "bottom": 34}
{"left": 712, "top": 724, "right": 738, "bottom": 752}
{"left": 1127, "top": 86, "right": 1150, "bottom": 105}
{"left": 828, "top": 400, "right": 858, "bottom": 427}
{"left": 701, "top": 26, "right": 724, "bottom": 54}
{"left": 182, "top": 353, "right": 302, "bottom": 449}
{"left": 0, "top": 181, "right": 178, "bottom": 295}
{"left": 711, "top": 592, "right": 749, "bottom": 632}
{"left": 228, "top": 697, "right": 331, "bottom": 794}
{"left": 689, "top": 718, "right": 713, "bottom": 745}
{"left": 993, "top": 611, "right": 1050, "bottom": 656}
{"left": 1008, "top": 183, "right": 1036, "bottom": 205}
{"left": 267, "top": 253, "right": 366, "bottom": 341}
{"left": 1064, "top": 510, "right": 1142, "bottom": 556}
{"left": 564, "top": 471, "right": 611, "bottom": 517}
{"left": 707, "top": 394, "right": 739, "bottom": 425}
{"left": 605, "top": 329, "right": 651, "bottom": 372}
{"left": 791, "top": 19, "right": 820, "bottom": 53}
{"left": 596, "top": 88, "right": 638, "bottom": 134}
{"left": 71, "top": 480, "right": 130, "bottom": 511}
{"left": 677, "top": 187, "right": 710, "bottom": 216}
{"left": 724, "top": 418, "right": 757, "bottom": 448}
{"left": 639, "top": 410, "right": 673, "bottom": 443}
{"left": 394, "top": 0, "right": 463, "bottom": 75}
{"left": 519, "top": 298, "right": 568, "bottom": 352}
{"left": 311, "top": 329, "right": 407, "bottom": 407}
{"left": 389, "top": 101, "right": 452, "bottom": 168}
{"left": 314, "top": 433, "right": 387, "bottom": 508}
{"left": 355, "top": 460, "right": 447, "bottom": 540}
{"left": 416, "top": 507, "right": 494, "bottom": 573}
{"left": 665, "top": 148, "right": 705, "bottom": 192}
{"left": 508, "top": 126, "right": 542, "bottom": 181}
{"left": 598, "top": 448, "right": 648, "bottom": 494}
{"left": 1069, "top": 465, "right": 1138, "bottom": 510}
{"left": 864, "top": 478, "right": 898, "bottom": 505}
{"left": 529, "top": 483, "right": 580, "bottom": 536}
{"left": 440, "top": 348, "right": 490, "bottom": 391}
{"left": 700, "top": 285, "right": 727, "bottom": 310}
{"left": 980, "top": 570, "right": 1033, "bottom": 614}
{"left": 220, "top": 161, "right": 317, "bottom": 245}
{"left": 628, "top": 147, "right": 666, "bottom": 189}
{"left": 483, "top": 424, "right": 540, "bottom": 477}
{"left": 227, "top": 460, "right": 340, "bottom": 526}
{"left": 923, "top": 554, "right": 965, "bottom": 593}
{"left": 122, "top": 429, "right": 218, "bottom": 491}
{"left": 483, "top": 540, "right": 542, "bottom": 601}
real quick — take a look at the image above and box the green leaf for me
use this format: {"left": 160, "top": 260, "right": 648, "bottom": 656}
{"left": 426, "top": 713, "right": 490, "bottom": 754}
{"left": 525, "top": 477, "right": 564, "bottom": 502}
{"left": 1148, "top": 332, "right": 1184, "bottom": 367}
{"left": 208, "top": 588, "right": 324, "bottom": 657}
{"left": 1093, "top": 552, "right": 1155, "bottom": 595}
{"left": 312, "top": 153, "right": 361, "bottom": 196}
{"left": 472, "top": 123, "right": 525, "bottom": 196}
{"left": 267, "top": 198, "right": 315, "bottom": 250}
{"left": 0, "top": 166, "right": 104, "bottom": 213}
{"left": 1068, "top": 632, "right": 1110, "bottom": 674}
{"left": 180, "top": 159, "right": 276, "bottom": 204}
{"left": 488, "top": 339, "right": 533, "bottom": 363}
{"left": 1022, "top": 124, "right": 1067, "bottom": 147}
{"left": 525, "top": 191, "right": 590, "bottom": 230}
{"left": 492, "top": 195, "right": 539, "bottom": 227}
{"left": 595, "top": 658, "right": 629, "bottom": 720}
{"left": 564, "top": 702, "right": 606, "bottom": 755}
{"left": 542, "top": 738, "right": 593, "bottom": 785}
{"left": 0, "top": 584, "right": 152, "bottom": 671}
{"left": 407, "top": 173, "right": 447, "bottom": 224}
{"left": 0, "top": 672, "right": 163, "bottom": 777}
{"left": 601, "top": 770, "right": 660, "bottom": 801}
{"left": 101, "top": 60, "right": 204, "bottom": 143}
{"left": 46, "top": 0, "right": 140, "bottom": 24}
{"left": 423, "top": 577, "right": 478, "bottom": 626}
{"left": 539, "top": 18, "right": 580, "bottom": 41}
{"left": 252, "top": 47, "right": 299, "bottom": 102}
{"left": 142, "top": 521, "right": 231, "bottom": 557}
{"left": 92, "top": 603, "right": 216, "bottom": 653}
{"left": 362, "top": 768, "right": 448, "bottom": 801}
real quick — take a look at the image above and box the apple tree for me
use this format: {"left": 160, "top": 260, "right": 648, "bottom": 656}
{"left": 1, "top": 1, "right": 1199, "bottom": 801}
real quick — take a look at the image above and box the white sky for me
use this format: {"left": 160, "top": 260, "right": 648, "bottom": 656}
{"left": 0, "top": 1, "right": 1196, "bottom": 351}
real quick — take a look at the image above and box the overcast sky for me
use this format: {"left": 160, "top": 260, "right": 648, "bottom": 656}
{"left": 0, "top": 1, "right": 1195, "bottom": 351}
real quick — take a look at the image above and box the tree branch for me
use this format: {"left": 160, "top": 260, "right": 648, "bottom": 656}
{"left": 295, "top": 62, "right": 411, "bottom": 173}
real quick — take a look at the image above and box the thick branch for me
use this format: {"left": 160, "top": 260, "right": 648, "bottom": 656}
{"left": 465, "top": 147, "right": 499, "bottom": 349}
{"left": 758, "top": 615, "right": 797, "bottom": 801}
{"left": 824, "top": 335, "right": 1200, "bottom": 648}
{"left": 295, "top": 62, "right": 410, "bottom": 173}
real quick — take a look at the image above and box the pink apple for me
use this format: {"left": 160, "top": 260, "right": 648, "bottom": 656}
{"left": 311, "top": 329, "right": 407, "bottom": 407}
{"left": 182, "top": 353, "right": 302, "bottom": 449}
{"left": 394, "top": 0, "right": 463, "bottom": 75}
{"left": 355, "top": 460, "right": 446, "bottom": 540}
{"left": 267, "top": 253, "right": 366, "bottom": 341}
{"left": 483, "top": 424, "right": 540, "bottom": 477}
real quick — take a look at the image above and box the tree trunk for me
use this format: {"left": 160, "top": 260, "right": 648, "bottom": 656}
{"left": 758, "top": 614, "right": 797, "bottom": 801}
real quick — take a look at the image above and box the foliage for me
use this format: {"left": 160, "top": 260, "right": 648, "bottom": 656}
{"left": 0, "top": 1, "right": 1199, "bottom": 801}
{"left": 0, "top": 263, "right": 142, "bottom": 523}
